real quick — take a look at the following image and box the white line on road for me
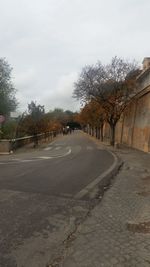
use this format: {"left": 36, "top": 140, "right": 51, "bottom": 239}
{"left": 37, "top": 156, "right": 52, "bottom": 159}
{"left": 55, "top": 147, "right": 61, "bottom": 150}
{"left": 49, "top": 148, "right": 72, "bottom": 158}
{"left": 0, "top": 148, "right": 72, "bottom": 165}
{"left": 86, "top": 146, "right": 93, "bottom": 150}
{"left": 19, "top": 159, "right": 34, "bottom": 162}
{"left": 44, "top": 147, "right": 52, "bottom": 151}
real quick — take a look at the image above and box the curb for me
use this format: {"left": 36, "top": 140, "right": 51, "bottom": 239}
{"left": 97, "top": 150, "right": 123, "bottom": 196}
{"left": 75, "top": 149, "right": 123, "bottom": 199}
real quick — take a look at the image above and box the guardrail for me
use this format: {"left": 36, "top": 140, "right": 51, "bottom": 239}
{"left": 0, "top": 131, "right": 58, "bottom": 154}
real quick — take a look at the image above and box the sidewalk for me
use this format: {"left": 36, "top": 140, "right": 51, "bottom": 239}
{"left": 61, "top": 145, "right": 150, "bottom": 267}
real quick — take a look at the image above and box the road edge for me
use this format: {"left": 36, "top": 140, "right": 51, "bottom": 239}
{"left": 75, "top": 149, "right": 123, "bottom": 199}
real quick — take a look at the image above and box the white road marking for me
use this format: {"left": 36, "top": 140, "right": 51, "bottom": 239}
{"left": 37, "top": 156, "right": 52, "bottom": 159}
{"left": 59, "top": 142, "right": 66, "bottom": 145}
{"left": 16, "top": 169, "right": 34, "bottom": 177}
{"left": 44, "top": 147, "right": 52, "bottom": 151}
{"left": 16, "top": 172, "right": 27, "bottom": 177}
{"left": 49, "top": 148, "right": 72, "bottom": 158}
{"left": 86, "top": 146, "right": 93, "bottom": 150}
{"left": 19, "top": 159, "right": 34, "bottom": 162}
{"left": 49, "top": 141, "right": 57, "bottom": 145}
{"left": 0, "top": 148, "right": 72, "bottom": 165}
{"left": 55, "top": 147, "right": 61, "bottom": 150}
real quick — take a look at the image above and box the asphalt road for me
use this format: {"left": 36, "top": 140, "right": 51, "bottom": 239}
{"left": 0, "top": 131, "right": 115, "bottom": 267}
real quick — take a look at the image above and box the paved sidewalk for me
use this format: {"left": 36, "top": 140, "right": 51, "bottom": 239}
{"left": 61, "top": 146, "right": 150, "bottom": 267}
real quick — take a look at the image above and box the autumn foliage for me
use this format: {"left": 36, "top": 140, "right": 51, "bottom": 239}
{"left": 74, "top": 57, "right": 140, "bottom": 145}
{"left": 76, "top": 100, "right": 105, "bottom": 140}
{"left": 16, "top": 103, "right": 79, "bottom": 138}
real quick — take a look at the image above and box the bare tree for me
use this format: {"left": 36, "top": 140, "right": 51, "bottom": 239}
{"left": 74, "top": 57, "right": 140, "bottom": 146}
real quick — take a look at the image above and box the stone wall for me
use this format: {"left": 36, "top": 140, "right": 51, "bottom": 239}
{"left": 0, "top": 140, "right": 11, "bottom": 154}
{"left": 114, "top": 82, "right": 150, "bottom": 152}
{"left": 115, "top": 91, "right": 150, "bottom": 152}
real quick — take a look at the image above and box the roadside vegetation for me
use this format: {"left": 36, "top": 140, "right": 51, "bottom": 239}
{"left": 0, "top": 58, "right": 79, "bottom": 140}
{"left": 74, "top": 56, "right": 141, "bottom": 146}
{"left": 0, "top": 56, "right": 141, "bottom": 146}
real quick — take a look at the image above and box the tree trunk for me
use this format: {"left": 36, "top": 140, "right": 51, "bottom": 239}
{"left": 92, "top": 127, "right": 94, "bottom": 136}
{"left": 33, "top": 133, "right": 38, "bottom": 148}
{"left": 100, "top": 124, "right": 104, "bottom": 142}
{"left": 95, "top": 127, "right": 98, "bottom": 138}
{"left": 89, "top": 126, "right": 92, "bottom": 135}
{"left": 97, "top": 127, "right": 100, "bottom": 139}
{"left": 110, "top": 123, "right": 116, "bottom": 146}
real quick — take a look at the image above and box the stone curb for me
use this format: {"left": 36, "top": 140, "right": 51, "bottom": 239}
{"left": 75, "top": 148, "right": 123, "bottom": 199}
{"left": 97, "top": 150, "right": 123, "bottom": 196}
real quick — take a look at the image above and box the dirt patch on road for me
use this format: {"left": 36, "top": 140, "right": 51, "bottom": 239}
{"left": 137, "top": 191, "right": 150, "bottom": 197}
{"left": 127, "top": 221, "right": 150, "bottom": 234}
{"left": 142, "top": 176, "right": 150, "bottom": 181}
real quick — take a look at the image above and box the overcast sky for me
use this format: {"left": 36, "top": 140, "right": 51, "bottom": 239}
{"left": 0, "top": 0, "right": 149, "bottom": 113}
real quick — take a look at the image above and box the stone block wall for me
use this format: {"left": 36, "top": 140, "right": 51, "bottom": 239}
{"left": 0, "top": 140, "right": 11, "bottom": 154}
{"left": 115, "top": 87, "right": 150, "bottom": 152}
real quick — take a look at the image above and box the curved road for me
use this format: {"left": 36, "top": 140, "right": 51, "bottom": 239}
{"left": 0, "top": 131, "right": 114, "bottom": 198}
{"left": 0, "top": 131, "right": 115, "bottom": 267}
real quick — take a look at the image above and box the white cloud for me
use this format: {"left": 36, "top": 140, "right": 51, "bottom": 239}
{"left": 0, "top": 0, "right": 150, "bottom": 113}
{"left": 43, "top": 72, "right": 80, "bottom": 112}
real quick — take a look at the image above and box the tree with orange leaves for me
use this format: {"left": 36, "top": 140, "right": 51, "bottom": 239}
{"left": 77, "top": 100, "right": 105, "bottom": 141}
{"left": 74, "top": 57, "right": 140, "bottom": 145}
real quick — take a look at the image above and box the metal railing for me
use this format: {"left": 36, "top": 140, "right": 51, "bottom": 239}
{"left": 0, "top": 131, "right": 58, "bottom": 154}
